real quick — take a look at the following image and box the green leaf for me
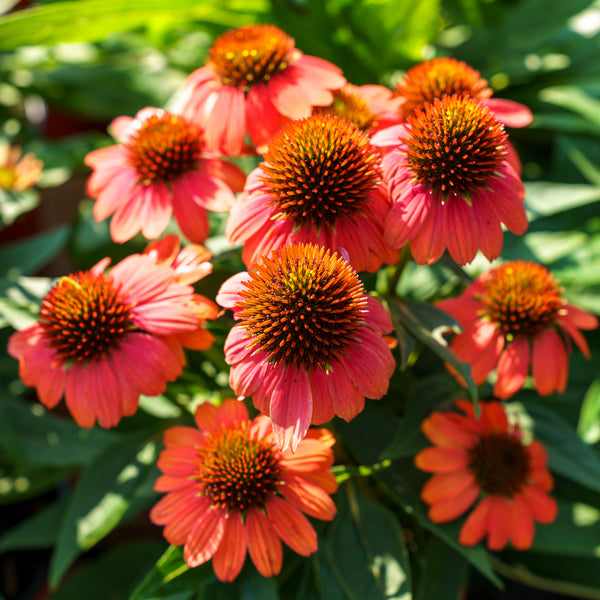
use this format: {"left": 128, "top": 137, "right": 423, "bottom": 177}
{"left": 390, "top": 299, "right": 478, "bottom": 403}
{"left": 530, "top": 498, "right": 600, "bottom": 557}
{"left": 0, "top": 188, "right": 40, "bottom": 228}
{"left": 0, "top": 276, "right": 52, "bottom": 330}
{"left": 0, "top": 0, "right": 267, "bottom": 50}
{"left": 578, "top": 378, "right": 600, "bottom": 444}
{"left": 50, "top": 540, "right": 165, "bottom": 600}
{"left": 0, "top": 226, "right": 69, "bottom": 277}
{"left": 525, "top": 401, "right": 600, "bottom": 495}
{"left": 130, "top": 545, "right": 215, "bottom": 600}
{"left": 49, "top": 431, "right": 160, "bottom": 588}
{"left": 0, "top": 495, "right": 68, "bottom": 551}
{"left": 414, "top": 536, "right": 469, "bottom": 600}
{"left": 540, "top": 86, "right": 600, "bottom": 128}
{"left": 524, "top": 182, "right": 600, "bottom": 218}
{"left": 326, "top": 484, "right": 411, "bottom": 600}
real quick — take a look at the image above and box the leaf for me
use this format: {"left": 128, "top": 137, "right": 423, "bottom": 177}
{"left": 0, "top": 226, "right": 69, "bottom": 277}
{"left": 539, "top": 86, "right": 600, "bottom": 128}
{"left": 414, "top": 536, "right": 469, "bottom": 600}
{"left": 390, "top": 299, "right": 478, "bottom": 403}
{"left": 0, "top": 495, "right": 68, "bottom": 552}
{"left": 326, "top": 484, "right": 411, "bottom": 600}
{"left": 49, "top": 431, "right": 160, "bottom": 588}
{"left": 524, "top": 182, "right": 600, "bottom": 218}
{"left": 0, "top": 0, "right": 267, "bottom": 49}
{"left": 0, "top": 188, "right": 39, "bottom": 228}
{"left": 578, "top": 378, "right": 600, "bottom": 445}
{"left": 0, "top": 276, "right": 53, "bottom": 330}
{"left": 525, "top": 401, "right": 600, "bottom": 495}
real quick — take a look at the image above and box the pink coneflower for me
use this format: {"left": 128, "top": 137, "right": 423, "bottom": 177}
{"left": 0, "top": 141, "right": 43, "bottom": 191}
{"left": 84, "top": 107, "right": 245, "bottom": 244}
{"left": 216, "top": 242, "right": 396, "bottom": 451}
{"left": 437, "top": 261, "right": 598, "bottom": 399}
{"left": 394, "top": 57, "right": 533, "bottom": 128}
{"left": 416, "top": 400, "right": 558, "bottom": 550}
{"left": 172, "top": 24, "right": 346, "bottom": 155}
{"left": 7, "top": 245, "right": 217, "bottom": 428}
{"left": 150, "top": 398, "right": 338, "bottom": 582}
{"left": 372, "top": 95, "right": 527, "bottom": 265}
{"left": 226, "top": 113, "right": 399, "bottom": 273}
{"left": 314, "top": 83, "right": 402, "bottom": 133}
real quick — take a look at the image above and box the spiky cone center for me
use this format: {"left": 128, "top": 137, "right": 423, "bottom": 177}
{"left": 479, "top": 261, "right": 565, "bottom": 339}
{"left": 401, "top": 95, "right": 508, "bottom": 197}
{"left": 39, "top": 272, "right": 133, "bottom": 364}
{"left": 314, "top": 88, "right": 377, "bottom": 131}
{"left": 395, "top": 57, "right": 492, "bottom": 118}
{"left": 194, "top": 421, "right": 281, "bottom": 512}
{"left": 468, "top": 432, "right": 531, "bottom": 497}
{"left": 237, "top": 243, "right": 367, "bottom": 371}
{"left": 260, "top": 114, "right": 381, "bottom": 228}
{"left": 125, "top": 112, "right": 202, "bottom": 184}
{"left": 208, "top": 24, "right": 295, "bottom": 91}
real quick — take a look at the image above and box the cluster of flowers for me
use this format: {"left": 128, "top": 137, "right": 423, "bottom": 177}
{"left": 6, "top": 24, "right": 598, "bottom": 581}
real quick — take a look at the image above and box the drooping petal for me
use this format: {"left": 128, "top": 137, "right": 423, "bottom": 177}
{"left": 183, "top": 505, "right": 227, "bottom": 567}
{"left": 245, "top": 507, "right": 283, "bottom": 578}
{"left": 493, "top": 337, "right": 530, "bottom": 399}
{"left": 532, "top": 329, "right": 568, "bottom": 395}
{"left": 212, "top": 512, "right": 247, "bottom": 582}
{"left": 265, "top": 495, "right": 318, "bottom": 555}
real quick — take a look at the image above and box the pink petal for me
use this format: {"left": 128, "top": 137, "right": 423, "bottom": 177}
{"left": 64, "top": 364, "right": 99, "bottom": 428}
{"left": 183, "top": 505, "right": 227, "bottom": 567}
{"left": 170, "top": 181, "right": 210, "bottom": 243}
{"left": 246, "top": 83, "right": 288, "bottom": 149}
{"left": 483, "top": 98, "right": 533, "bottom": 128}
{"left": 410, "top": 202, "right": 446, "bottom": 265}
{"left": 442, "top": 198, "right": 480, "bottom": 265}
{"left": 204, "top": 86, "right": 246, "bottom": 156}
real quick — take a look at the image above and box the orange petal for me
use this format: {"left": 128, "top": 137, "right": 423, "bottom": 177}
{"left": 163, "top": 426, "right": 205, "bottom": 449}
{"left": 163, "top": 495, "right": 212, "bottom": 546}
{"left": 212, "top": 512, "right": 247, "bottom": 582}
{"left": 521, "top": 486, "right": 558, "bottom": 523}
{"left": 415, "top": 446, "right": 470, "bottom": 473}
{"left": 532, "top": 329, "right": 568, "bottom": 395}
{"left": 265, "top": 496, "right": 318, "bottom": 556}
{"left": 421, "top": 469, "right": 475, "bottom": 504}
{"left": 487, "top": 497, "right": 511, "bottom": 551}
{"left": 280, "top": 438, "right": 334, "bottom": 471}
{"left": 279, "top": 473, "right": 337, "bottom": 521}
{"left": 183, "top": 505, "right": 226, "bottom": 567}
{"left": 245, "top": 507, "right": 283, "bottom": 577}
{"left": 428, "top": 482, "right": 479, "bottom": 522}
{"left": 493, "top": 337, "right": 530, "bottom": 399}
{"left": 508, "top": 495, "right": 535, "bottom": 550}
{"left": 421, "top": 412, "right": 477, "bottom": 448}
{"left": 459, "top": 496, "right": 493, "bottom": 546}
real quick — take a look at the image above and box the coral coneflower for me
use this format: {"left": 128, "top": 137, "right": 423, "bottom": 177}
{"left": 216, "top": 242, "right": 396, "bottom": 451}
{"left": 438, "top": 261, "right": 598, "bottom": 399}
{"left": 84, "top": 107, "right": 245, "bottom": 244}
{"left": 314, "top": 83, "right": 402, "bottom": 133}
{"left": 0, "top": 141, "right": 43, "bottom": 191}
{"left": 171, "top": 24, "right": 346, "bottom": 155}
{"left": 226, "top": 114, "right": 399, "bottom": 273}
{"left": 150, "top": 399, "right": 338, "bottom": 581}
{"left": 372, "top": 95, "right": 527, "bottom": 265}
{"left": 7, "top": 243, "right": 217, "bottom": 428}
{"left": 416, "top": 400, "right": 558, "bottom": 550}
{"left": 394, "top": 57, "right": 533, "bottom": 128}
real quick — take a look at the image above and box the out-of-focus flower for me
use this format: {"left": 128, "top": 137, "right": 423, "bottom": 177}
{"left": 372, "top": 95, "right": 527, "bottom": 265}
{"left": 171, "top": 24, "right": 346, "bottom": 155}
{"left": 150, "top": 399, "right": 338, "bottom": 582}
{"left": 8, "top": 239, "right": 217, "bottom": 428}
{"left": 84, "top": 107, "right": 245, "bottom": 244}
{"left": 394, "top": 57, "right": 533, "bottom": 128}
{"left": 438, "top": 260, "right": 598, "bottom": 399}
{"left": 313, "top": 83, "right": 402, "bottom": 133}
{"left": 226, "top": 114, "right": 399, "bottom": 273}
{"left": 416, "top": 399, "right": 558, "bottom": 550}
{"left": 0, "top": 141, "right": 43, "bottom": 191}
{"left": 216, "top": 242, "right": 396, "bottom": 452}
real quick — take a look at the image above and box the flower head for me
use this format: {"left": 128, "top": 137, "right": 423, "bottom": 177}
{"left": 150, "top": 399, "right": 338, "bottom": 581}
{"left": 313, "top": 83, "right": 402, "bottom": 133}
{"left": 372, "top": 95, "right": 527, "bottom": 265}
{"left": 0, "top": 141, "right": 43, "bottom": 191}
{"left": 84, "top": 107, "right": 245, "bottom": 244}
{"left": 8, "top": 239, "right": 217, "bottom": 428}
{"left": 172, "top": 24, "right": 346, "bottom": 155}
{"left": 394, "top": 57, "right": 533, "bottom": 128}
{"left": 216, "top": 242, "right": 396, "bottom": 451}
{"left": 415, "top": 400, "right": 558, "bottom": 550}
{"left": 438, "top": 260, "right": 598, "bottom": 398}
{"left": 226, "top": 114, "right": 399, "bottom": 272}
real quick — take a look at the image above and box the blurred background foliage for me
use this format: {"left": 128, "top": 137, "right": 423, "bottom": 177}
{"left": 1, "top": 0, "right": 600, "bottom": 599}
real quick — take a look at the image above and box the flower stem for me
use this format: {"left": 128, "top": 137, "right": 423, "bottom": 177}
{"left": 388, "top": 245, "right": 412, "bottom": 300}
{"left": 332, "top": 459, "right": 393, "bottom": 483}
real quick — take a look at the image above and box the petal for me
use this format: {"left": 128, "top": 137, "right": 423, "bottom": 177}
{"left": 487, "top": 497, "right": 511, "bottom": 551}
{"left": 427, "top": 481, "right": 479, "bottom": 522}
{"left": 459, "top": 496, "right": 493, "bottom": 546}
{"left": 415, "top": 446, "right": 470, "bottom": 473}
{"left": 278, "top": 473, "right": 337, "bottom": 521}
{"left": 421, "top": 470, "right": 476, "bottom": 504}
{"left": 265, "top": 495, "right": 318, "bottom": 555}
{"left": 442, "top": 198, "right": 480, "bottom": 265}
{"left": 212, "top": 512, "right": 247, "bottom": 582}
{"left": 521, "top": 486, "right": 558, "bottom": 523}
{"left": 245, "top": 507, "right": 283, "bottom": 577}
{"left": 532, "top": 329, "right": 568, "bottom": 395}
{"left": 493, "top": 337, "right": 530, "bottom": 399}
{"left": 421, "top": 412, "right": 478, "bottom": 448}
{"left": 183, "top": 505, "right": 227, "bottom": 567}
{"left": 162, "top": 495, "right": 212, "bottom": 546}
{"left": 508, "top": 495, "right": 535, "bottom": 550}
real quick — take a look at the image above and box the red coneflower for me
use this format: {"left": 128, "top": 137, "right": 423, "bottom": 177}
{"left": 171, "top": 24, "right": 346, "bottom": 155}
{"left": 372, "top": 95, "right": 527, "bottom": 265}
{"left": 8, "top": 241, "right": 217, "bottom": 428}
{"left": 437, "top": 260, "right": 598, "bottom": 399}
{"left": 216, "top": 242, "right": 396, "bottom": 451}
{"left": 416, "top": 400, "right": 558, "bottom": 550}
{"left": 226, "top": 114, "right": 399, "bottom": 273}
{"left": 150, "top": 399, "right": 338, "bottom": 581}
{"left": 84, "top": 107, "right": 244, "bottom": 244}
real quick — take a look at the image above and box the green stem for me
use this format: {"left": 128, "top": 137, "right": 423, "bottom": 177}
{"left": 388, "top": 245, "right": 412, "bottom": 300}
{"left": 332, "top": 459, "right": 393, "bottom": 483}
